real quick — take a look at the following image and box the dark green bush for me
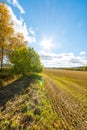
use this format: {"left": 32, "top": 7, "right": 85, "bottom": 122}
{"left": 0, "top": 73, "right": 15, "bottom": 81}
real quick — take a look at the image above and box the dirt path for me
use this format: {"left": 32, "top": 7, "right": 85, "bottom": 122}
{"left": 44, "top": 75, "right": 87, "bottom": 130}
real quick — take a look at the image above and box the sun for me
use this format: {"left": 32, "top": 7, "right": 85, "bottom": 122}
{"left": 40, "top": 38, "right": 53, "bottom": 50}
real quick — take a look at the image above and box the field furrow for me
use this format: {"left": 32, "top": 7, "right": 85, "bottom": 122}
{"left": 44, "top": 70, "right": 87, "bottom": 130}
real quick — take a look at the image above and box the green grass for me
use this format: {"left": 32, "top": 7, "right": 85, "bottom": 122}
{"left": 0, "top": 73, "right": 59, "bottom": 130}
{"left": 0, "top": 68, "right": 17, "bottom": 88}
{"left": 1, "top": 68, "right": 87, "bottom": 129}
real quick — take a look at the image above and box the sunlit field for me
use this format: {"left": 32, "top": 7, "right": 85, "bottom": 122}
{"left": 0, "top": 73, "right": 59, "bottom": 130}
{"left": 43, "top": 69, "right": 87, "bottom": 130}
{"left": 0, "top": 68, "right": 87, "bottom": 130}
{"left": 1, "top": 0, "right": 87, "bottom": 130}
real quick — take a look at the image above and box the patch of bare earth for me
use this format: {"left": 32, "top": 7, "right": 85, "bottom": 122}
{"left": 44, "top": 76, "right": 87, "bottom": 130}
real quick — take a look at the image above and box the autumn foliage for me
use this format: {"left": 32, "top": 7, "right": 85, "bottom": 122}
{"left": 0, "top": 2, "right": 43, "bottom": 74}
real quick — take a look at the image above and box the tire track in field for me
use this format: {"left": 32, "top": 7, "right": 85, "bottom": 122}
{"left": 44, "top": 76, "right": 87, "bottom": 130}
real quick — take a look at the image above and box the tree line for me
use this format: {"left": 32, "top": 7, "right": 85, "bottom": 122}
{"left": 0, "top": 2, "right": 43, "bottom": 74}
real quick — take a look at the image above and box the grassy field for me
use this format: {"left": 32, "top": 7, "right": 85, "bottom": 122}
{"left": 0, "top": 73, "right": 59, "bottom": 130}
{"left": 43, "top": 69, "right": 87, "bottom": 130}
{"left": 0, "top": 69, "right": 87, "bottom": 130}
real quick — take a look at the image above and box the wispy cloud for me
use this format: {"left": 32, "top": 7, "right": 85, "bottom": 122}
{"left": 80, "top": 51, "right": 86, "bottom": 55}
{"left": 39, "top": 52, "right": 87, "bottom": 68}
{"left": 29, "top": 27, "right": 36, "bottom": 36}
{"left": 7, "top": 0, "right": 25, "bottom": 14}
{"left": 8, "top": 5, "right": 36, "bottom": 43}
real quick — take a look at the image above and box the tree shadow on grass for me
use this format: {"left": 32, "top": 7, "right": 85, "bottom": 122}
{"left": 0, "top": 74, "right": 42, "bottom": 108}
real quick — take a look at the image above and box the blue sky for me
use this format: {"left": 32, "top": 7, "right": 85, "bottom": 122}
{"left": 4, "top": 0, "right": 87, "bottom": 67}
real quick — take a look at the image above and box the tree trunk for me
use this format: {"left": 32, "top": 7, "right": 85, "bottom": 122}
{"left": 0, "top": 45, "right": 4, "bottom": 71}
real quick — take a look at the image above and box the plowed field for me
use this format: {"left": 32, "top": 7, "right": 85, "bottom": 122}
{"left": 44, "top": 69, "right": 87, "bottom": 130}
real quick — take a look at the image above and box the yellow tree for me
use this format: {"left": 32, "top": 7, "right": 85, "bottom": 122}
{"left": 0, "top": 2, "right": 14, "bottom": 71}
{"left": 9, "top": 33, "right": 27, "bottom": 52}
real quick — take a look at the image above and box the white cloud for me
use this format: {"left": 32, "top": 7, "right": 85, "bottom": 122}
{"left": 39, "top": 52, "right": 87, "bottom": 68}
{"left": 80, "top": 51, "right": 86, "bottom": 55}
{"left": 39, "top": 37, "right": 87, "bottom": 67}
{"left": 7, "top": 0, "right": 25, "bottom": 14}
{"left": 29, "top": 27, "right": 35, "bottom": 36}
{"left": 7, "top": 6, "right": 36, "bottom": 43}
